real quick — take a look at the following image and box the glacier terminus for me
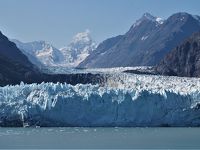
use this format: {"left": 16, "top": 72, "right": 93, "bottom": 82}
{"left": 1, "top": 68, "right": 200, "bottom": 127}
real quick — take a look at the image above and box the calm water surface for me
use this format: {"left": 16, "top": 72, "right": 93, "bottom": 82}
{"left": 0, "top": 127, "right": 199, "bottom": 149}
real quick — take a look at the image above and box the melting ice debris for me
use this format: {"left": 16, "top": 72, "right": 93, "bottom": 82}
{"left": 1, "top": 73, "right": 200, "bottom": 126}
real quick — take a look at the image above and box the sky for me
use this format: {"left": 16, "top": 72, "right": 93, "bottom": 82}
{"left": 0, "top": 0, "right": 199, "bottom": 48}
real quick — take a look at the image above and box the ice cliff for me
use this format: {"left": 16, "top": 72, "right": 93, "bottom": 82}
{"left": 1, "top": 73, "right": 200, "bottom": 127}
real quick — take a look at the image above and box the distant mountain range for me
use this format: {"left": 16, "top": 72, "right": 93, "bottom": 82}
{"left": 79, "top": 12, "right": 200, "bottom": 68}
{"left": 12, "top": 12, "right": 200, "bottom": 70}
{"left": 0, "top": 31, "right": 103, "bottom": 86}
{"left": 11, "top": 30, "right": 96, "bottom": 68}
{"left": 1, "top": 11, "right": 200, "bottom": 83}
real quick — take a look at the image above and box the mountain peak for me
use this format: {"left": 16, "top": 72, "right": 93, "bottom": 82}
{"left": 72, "top": 29, "right": 92, "bottom": 43}
{"left": 141, "top": 12, "right": 164, "bottom": 24}
{"left": 169, "top": 12, "right": 195, "bottom": 20}
{"left": 172, "top": 12, "right": 191, "bottom": 17}
{"left": 142, "top": 12, "right": 155, "bottom": 20}
{"left": 132, "top": 13, "right": 164, "bottom": 28}
{"left": 167, "top": 12, "right": 200, "bottom": 24}
{"left": 79, "top": 12, "right": 200, "bottom": 68}
{"left": 59, "top": 30, "right": 97, "bottom": 67}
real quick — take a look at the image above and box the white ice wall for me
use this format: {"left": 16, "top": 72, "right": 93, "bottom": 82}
{"left": 1, "top": 73, "right": 200, "bottom": 127}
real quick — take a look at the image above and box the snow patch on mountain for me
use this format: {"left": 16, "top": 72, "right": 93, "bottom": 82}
{"left": 133, "top": 13, "right": 164, "bottom": 28}
{"left": 156, "top": 17, "right": 164, "bottom": 24}
{"left": 143, "top": 13, "right": 164, "bottom": 24}
{"left": 141, "top": 35, "right": 149, "bottom": 41}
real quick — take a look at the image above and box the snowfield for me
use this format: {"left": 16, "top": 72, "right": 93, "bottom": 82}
{"left": 1, "top": 71, "right": 200, "bottom": 127}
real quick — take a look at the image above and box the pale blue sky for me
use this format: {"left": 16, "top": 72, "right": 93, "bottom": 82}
{"left": 0, "top": 0, "right": 199, "bottom": 47}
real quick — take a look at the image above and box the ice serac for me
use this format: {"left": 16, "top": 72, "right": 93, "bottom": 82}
{"left": 1, "top": 73, "right": 200, "bottom": 127}
{"left": 79, "top": 12, "right": 200, "bottom": 68}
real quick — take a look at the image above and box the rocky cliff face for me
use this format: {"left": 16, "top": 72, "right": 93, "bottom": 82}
{"left": 156, "top": 32, "right": 200, "bottom": 77}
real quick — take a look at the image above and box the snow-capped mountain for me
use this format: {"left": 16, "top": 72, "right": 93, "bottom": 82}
{"left": 60, "top": 30, "right": 97, "bottom": 67}
{"left": 11, "top": 39, "right": 64, "bottom": 67}
{"left": 12, "top": 30, "right": 96, "bottom": 68}
{"left": 79, "top": 12, "right": 200, "bottom": 68}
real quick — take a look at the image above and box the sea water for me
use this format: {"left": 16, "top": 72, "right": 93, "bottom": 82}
{"left": 0, "top": 127, "right": 199, "bottom": 149}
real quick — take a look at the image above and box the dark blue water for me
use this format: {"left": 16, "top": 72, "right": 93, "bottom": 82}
{"left": 0, "top": 127, "right": 199, "bottom": 149}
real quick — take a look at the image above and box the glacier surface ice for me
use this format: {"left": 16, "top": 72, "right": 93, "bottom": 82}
{"left": 1, "top": 73, "right": 200, "bottom": 127}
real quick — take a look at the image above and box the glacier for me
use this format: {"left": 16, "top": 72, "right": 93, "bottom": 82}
{"left": 1, "top": 72, "right": 200, "bottom": 127}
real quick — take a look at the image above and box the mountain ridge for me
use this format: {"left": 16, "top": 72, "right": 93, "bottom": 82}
{"left": 12, "top": 30, "right": 97, "bottom": 68}
{"left": 79, "top": 12, "right": 200, "bottom": 68}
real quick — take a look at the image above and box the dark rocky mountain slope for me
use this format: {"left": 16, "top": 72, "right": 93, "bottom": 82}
{"left": 79, "top": 12, "right": 200, "bottom": 68}
{"left": 156, "top": 32, "right": 200, "bottom": 77}
{"left": 0, "top": 31, "right": 42, "bottom": 86}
